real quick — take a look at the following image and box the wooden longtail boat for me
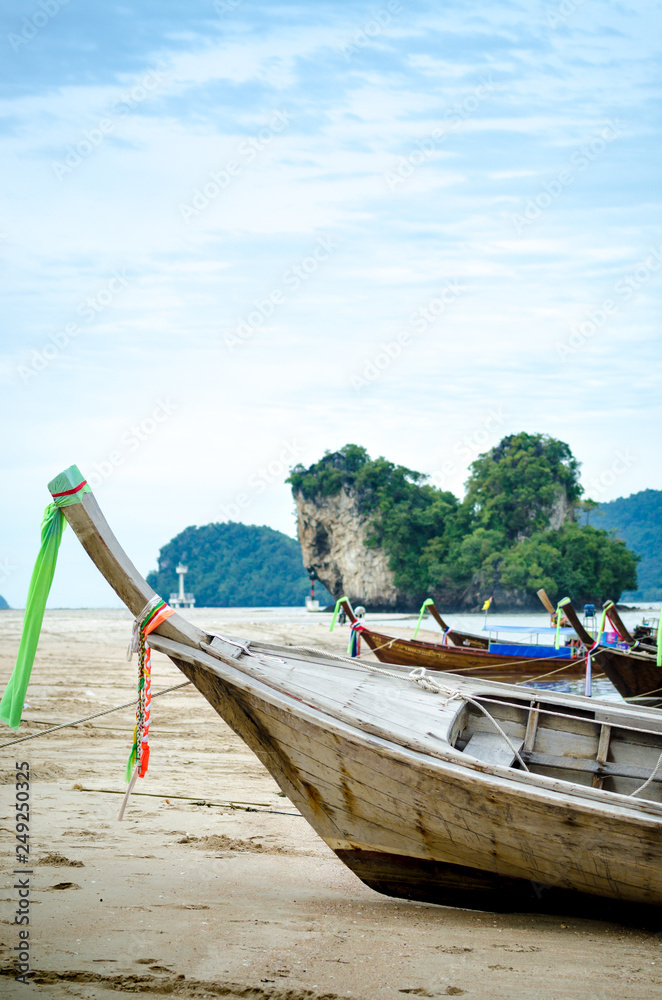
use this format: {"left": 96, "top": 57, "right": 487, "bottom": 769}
{"left": 45, "top": 467, "right": 662, "bottom": 919}
{"left": 557, "top": 601, "right": 662, "bottom": 704}
{"left": 417, "top": 600, "right": 489, "bottom": 650}
{"left": 341, "top": 598, "right": 662, "bottom": 701}
{"left": 340, "top": 600, "right": 588, "bottom": 684}
{"left": 391, "top": 589, "right": 571, "bottom": 652}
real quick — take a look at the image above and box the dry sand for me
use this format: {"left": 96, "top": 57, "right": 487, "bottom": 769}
{"left": 1, "top": 608, "right": 662, "bottom": 999}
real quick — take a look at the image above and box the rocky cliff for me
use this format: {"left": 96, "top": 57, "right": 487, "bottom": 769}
{"left": 289, "top": 439, "right": 638, "bottom": 612}
{"left": 294, "top": 487, "right": 555, "bottom": 612}
{"left": 294, "top": 487, "right": 402, "bottom": 609}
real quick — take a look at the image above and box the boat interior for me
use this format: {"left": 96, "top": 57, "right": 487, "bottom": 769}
{"left": 453, "top": 695, "right": 662, "bottom": 803}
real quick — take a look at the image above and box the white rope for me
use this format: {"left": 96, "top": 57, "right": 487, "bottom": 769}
{"left": 127, "top": 595, "right": 162, "bottom": 660}
{"left": 0, "top": 681, "right": 192, "bottom": 749}
{"left": 188, "top": 634, "right": 662, "bottom": 790}
{"left": 276, "top": 643, "right": 662, "bottom": 744}
{"left": 202, "top": 634, "right": 287, "bottom": 665}
{"left": 472, "top": 693, "right": 662, "bottom": 743}
{"left": 629, "top": 750, "right": 662, "bottom": 798}
{"left": 408, "top": 668, "right": 530, "bottom": 771}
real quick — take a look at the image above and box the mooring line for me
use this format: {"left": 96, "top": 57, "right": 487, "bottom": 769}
{"left": 0, "top": 681, "right": 192, "bottom": 749}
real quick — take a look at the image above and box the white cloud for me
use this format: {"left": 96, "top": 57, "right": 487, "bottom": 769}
{"left": 0, "top": 1, "right": 660, "bottom": 606}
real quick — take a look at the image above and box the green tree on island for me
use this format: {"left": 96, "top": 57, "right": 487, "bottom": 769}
{"left": 288, "top": 434, "right": 638, "bottom": 609}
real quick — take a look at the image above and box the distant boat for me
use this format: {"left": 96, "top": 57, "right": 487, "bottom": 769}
{"left": 339, "top": 598, "right": 662, "bottom": 702}
{"left": 339, "top": 599, "right": 588, "bottom": 684}
{"left": 42, "top": 465, "right": 662, "bottom": 918}
{"left": 557, "top": 600, "right": 662, "bottom": 705}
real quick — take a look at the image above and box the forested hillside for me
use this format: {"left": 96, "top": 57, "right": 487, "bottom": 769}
{"left": 289, "top": 434, "right": 639, "bottom": 609}
{"left": 147, "top": 522, "right": 334, "bottom": 608}
{"left": 597, "top": 490, "right": 662, "bottom": 600}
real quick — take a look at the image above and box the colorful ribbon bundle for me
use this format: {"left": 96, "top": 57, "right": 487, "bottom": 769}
{"left": 125, "top": 598, "right": 174, "bottom": 782}
{"left": 348, "top": 621, "right": 363, "bottom": 657}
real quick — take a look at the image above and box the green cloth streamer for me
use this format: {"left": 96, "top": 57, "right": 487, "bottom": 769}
{"left": 0, "top": 504, "right": 66, "bottom": 729}
{"left": 413, "top": 598, "right": 434, "bottom": 639}
{"left": 125, "top": 739, "right": 138, "bottom": 782}
{"left": 329, "top": 596, "right": 349, "bottom": 632}
{"left": 657, "top": 614, "right": 662, "bottom": 668}
{"left": 0, "top": 476, "right": 91, "bottom": 730}
{"left": 595, "top": 605, "right": 609, "bottom": 646}
{"left": 554, "top": 597, "right": 571, "bottom": 649}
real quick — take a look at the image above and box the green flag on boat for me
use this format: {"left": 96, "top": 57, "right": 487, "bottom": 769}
{"left": 413, "top": 598, "right": 434, "bottom": 639}
{"left": 0, "top": 467, "right": 90, "bottom": 730}
{"left": 329, "top": 596, "right": 349, "bottom": 632}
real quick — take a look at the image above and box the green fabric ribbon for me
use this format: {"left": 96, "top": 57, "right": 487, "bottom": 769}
{"left": 0, "top": 504, "right": 66, "bottom": 729}
{"left": 0, "top": 481, "right": 91, "bottom": 730}
{"left": 329, "top": 596, "right": 349, "bottom": 632}
{"left": 595, "top": 605, "right": 609, "bottom": 645}
{"left": 554, "top": 597, "right": 571, "bottom": 650}
{"left": 125, "top": 740, "right": 138, "bottom": 782}
{"left": 657, "top": 614, "right": 662, "bottom": 668}
{"left": 413, "top": 598, "right": 434, "bottom": 639}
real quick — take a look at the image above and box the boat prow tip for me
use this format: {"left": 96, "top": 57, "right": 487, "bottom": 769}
{"left": 48, "top": 464, "right": 88, "bottom": 498}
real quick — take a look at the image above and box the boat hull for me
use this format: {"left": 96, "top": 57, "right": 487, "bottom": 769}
{"left": 45, "top": 469, "right": 662, "bottom": 921}
{"left": 359, "top": 627, "right": 586, "bottom": 683}
{"left": 164, "top": 644, "right": 662, "bottom": 917}
{"left": 594, "top": 647, "right": 662, "bottom": 704}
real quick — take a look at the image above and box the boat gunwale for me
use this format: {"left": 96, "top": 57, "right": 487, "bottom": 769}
{"left": 147, "top": 632, "right": 662, "bottom": 823}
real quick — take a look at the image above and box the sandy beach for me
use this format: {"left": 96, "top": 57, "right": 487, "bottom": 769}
{"left": 2, "top": 608, "right": 662, "bottom": 999}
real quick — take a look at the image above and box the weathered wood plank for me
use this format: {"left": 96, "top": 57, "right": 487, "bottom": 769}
{"left": 593, "top": 724, "right": 611, "bottom": 789}
{"left": 522, "top": 750, "right": 662, "bottom": 785}
{"left": 464, "top": 732, "right": 524, "bottom": 768}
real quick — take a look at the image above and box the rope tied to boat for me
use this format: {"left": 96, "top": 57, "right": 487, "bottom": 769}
{"left": 408, "top": 667, "right": 530, "bottom": 772}
{"left": 127, "top": 595, "right": 163, "bottom": 660}
{"left": 629, "top": 750, "right": 662, "bottom": 798}
{"left": 118, "top": 597, "right": 175, "bottom": 820}
{"left": 200, "top": 634, "right": 287, "bottom": 665}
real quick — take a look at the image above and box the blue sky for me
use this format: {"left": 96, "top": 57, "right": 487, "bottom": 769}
{"left": 1, "top": 0, "right": 661, "bottom": 607}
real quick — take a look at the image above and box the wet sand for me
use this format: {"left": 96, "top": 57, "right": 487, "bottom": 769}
{"left": 1, "top": 609, "right": 662, "bottom": 999}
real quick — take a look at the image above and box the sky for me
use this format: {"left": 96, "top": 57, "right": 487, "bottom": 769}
{"left": 1, "top": 0, "right": 661, "bottom": 608}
